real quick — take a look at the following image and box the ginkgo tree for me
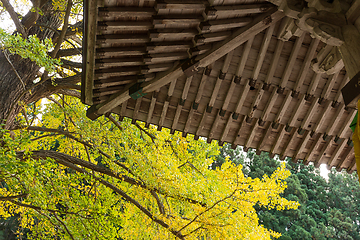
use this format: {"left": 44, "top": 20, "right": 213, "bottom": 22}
{"left": 0, "top": 95, "right": 299, "bottom": 240}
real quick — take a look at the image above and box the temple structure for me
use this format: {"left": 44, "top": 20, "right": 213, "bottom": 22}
{"left": 82, "top": 0, "right": 360, "bottom": 173}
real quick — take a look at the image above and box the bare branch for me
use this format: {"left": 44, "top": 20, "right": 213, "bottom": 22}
{"left": 50, "top": 0, "right": 72, "bottom": 58}
{"left": 53, "top": 212, "right": 75, "bottom": 240}
{"left": 133, "top": 122, "right": 156, "bottom": 143}
{"left": 151, "top": 190, "right": 165, "bottom": 215}
{"left": 55, "top": 48, "right": 82, "bottom": 57}
{"left": 0, "top": 0, "right": 27, "bottom": 37}
{"left": 60, "top": 59, "right": 82, "bottom": 69}
{"left": 106, "top": 114, "right": 122, "bottom": 131}
{"left": 0, "top": 193, "right": 28, "bottom": 200}
{"left": 58, "top": 89, "right": 80, "bottom": 98}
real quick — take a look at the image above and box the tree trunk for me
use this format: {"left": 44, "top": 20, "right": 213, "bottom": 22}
{"left": 0, "top": 1, "right": 62, "bottom": 130}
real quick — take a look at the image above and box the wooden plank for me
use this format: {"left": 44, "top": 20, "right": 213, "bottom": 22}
{"left": 279, "top": 32, "right": 305, "bottom": 89}
{"left": 153, "top": 15, "right": 203, "bottom": 25}
{"left": 183, "top": 108, "right": 195, "bottom": 135}
{"left": 292, "top": 130, "right": 311, "bottom": 162}
{"left": 199, "top": 17, "right": 252, "bottom": 32}
{"left": 97, "top": 21, "right": 152, "bottom": 31}
{"left": 146, "top": 41, "right": 193, "bottom": 52}
{"left": 119, "top": 100, "right": 128, "bottom": 121}
{"left": 327, "top": 138, "right": 347, "bottom": 168}
{"left": 181, "top": 76, "right": 193, "bottom": 101}
{"left": 171, "top": 105, "right": 182, "bottom": 133}
{"left": 149, "top": 29, "right": 198, "bottom": 39}
{"left": 220, "top": 113, "right": 234, "bottom": 143}
{"left": 264, "top": 40, "right": 284, "bottom": 84}
{"left": 96, "top": 34, "right": 149, "bottom": 45}
{"left": 96, "top": 57, "right": 144, "bottom": 68}
{"left": 195, "top": 31, "right": 232, "bottom": 44}
{"left": 221, "top": 76, "right": 237, "bottom": 113}
{"left": 96, "top": 47, "right": 146, "bottom": 58}
{"left": 294, "top": 38, "right": 320, "bottom": 92}
{"left": 205, "top": 3, "right": 274, "bottom": 17}
{"left": 98, "top": 7, "right": 156, "bottom": 17}
{"left": 314, "top": 135, "right": 333, "bottom": 168}
{"left": 155, "top": 0, "right": 206, "bottom": 10}
{"left": 252, "top": 24, "right": 275, "bottom": 81}
{"left": 208, "top": 110, "right": 221, "bottom": 140}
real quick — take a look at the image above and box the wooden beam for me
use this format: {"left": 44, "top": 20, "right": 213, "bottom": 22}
{"left": 346, "top": 153, "right": 356, "bottom": 173}
{"left": 87, "top": 8, "right": 284, "bottom": 120}
{"left": 337, "top": 145, "right": 353, "bottom": 171}
{"left": 299, "top": 97, "right": 319, "bottom": 132}
{"left": 306, "top": 73, "right": 322, "bottom": 98}
{"left": 304, "top": 133, "right": 322, "bottom": 165}
{"left": 333, "top": 73, "right": 349, "bottom": 105}
{"left": 199, "top": 17, "right": 252, "bottom": 32}
{"left": 98, "top": 7, "right": 156, "bottom": 18}
{"left": 336, "top": 108, "right": 356, "bottom": 139}
{"left": 279, "top": 32, "right": 305, "bottom": 89}
{"left": 259, "top": 86, "right": 278, "bottom": 125}
{"left": 155, "top": 0, "right": 206, "bottom": 10}
{"left": 195, "top": 8, "right": 284, "bottom": 68}
{"left": 280, "top": 127, "right": 297, "bottom": 159}
{"left": 324, "top": 103, "right": 345, "bottom": 137}
{"left": 158, "top": 79, "right": 177, "bottom": 130}
{"left": 82, "top": 0, "right": 98, "bottom": 105}
{"left": 311, "top": 100, "right": 332, "bottom": 136}
{"left": 327, "top": 138, "right": 347, "bottom": 169}
{"left": 232, "top": 115, "right": 247, "bottom": 146}
{"left": 146, "top": 91, "right": 159, "bottom": 127}
{"left": 287, "top": 94, "right": 305, "bottom": 130}
{"left": 220, "top": 113, "right": 234, "bottom": 143}
{"left": 97, "top": 21, "right": 152, "bottom": 31}
{"left": 294, "top": 38, "right": 320, "bottom": 93}
{"left": 146, "top": 41, "right": 193, "bottom": 53}
{"left": 96, "top": 34, "right": 149, "bottom": 45}
{"left": 119, "top": 100, "right": 127, "bottom": 121}
{"left": 273, "top": 89, "right": 292, "bottom": 128}
{"left": 153, "top": 15, "right": 203, "bottom": 25}
{"left": 149, "top": 29, "right": 198, "bottom": 39}
{"left": 194, "top": 31, "right": 232, "bottom": 44}
{"left": 252, "top": 24, "right": 275, "bottom": 81}
{"left": 132, "top": 98, "right": 142, "bottom": 122}
{"left": 244, "top": 120, "right": 258, "bottom": 149}
{"left": 233, "top": 79, "right": 251, "bottom": 116}
{"left": 247, "top": 85, "right": 264, "bottom": 120}
{"left": 235, "top": 38, "right": 254, "bottom": 77}
{"left": 264, "top": 40, "right": 284, "bottom": 84}
{"left": 320, "top": 71, "right": 340, "bottom": 102}
{"left": 270, "top": 124, "right": 285, "bottom": 156}
{"left": 208, "top": 51, "right": 234, "bottom": 109}
{"left": 292, "top": 130, "right": 311, "bottom": 162}
{"left": 204, "top": 3, "right": 274, "bottom": 17}
{"left": 221, "top": 76, "right": 237, "bottom": 114}
{"left": 346, "top": 0, "right": 360, "bottom": 23}
{"left": 257, "top": 122, "right": 273, "bottom": 151}
{"left": 314, "top": 135, "right": 333, "bottom": 168}
{"left": 96, "top": 47, "right": 146, "bottom": 58}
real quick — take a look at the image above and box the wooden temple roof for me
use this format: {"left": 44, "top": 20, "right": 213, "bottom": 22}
{"left": 82, "top": 0, "right": 360, "bottom": 173}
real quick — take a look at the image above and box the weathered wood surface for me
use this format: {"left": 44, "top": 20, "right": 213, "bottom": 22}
{"left": 82, "top": 0, "right": 358, "bottom": 173}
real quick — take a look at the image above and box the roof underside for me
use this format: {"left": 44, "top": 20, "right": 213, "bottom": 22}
{"left": 82, "top": 0, "right": 358, "bottom": 173}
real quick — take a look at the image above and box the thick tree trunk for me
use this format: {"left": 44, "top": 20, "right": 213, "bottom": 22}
{"left": 0, "top": 1, "right": 62, "bottom": 129}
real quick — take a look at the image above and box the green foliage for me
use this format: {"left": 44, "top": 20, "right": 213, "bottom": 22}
{"left": 0, "top": 29, "right": 60, "bottom": 72}
{"left": 217, "top": 146, "right": 360, "bottom": 240}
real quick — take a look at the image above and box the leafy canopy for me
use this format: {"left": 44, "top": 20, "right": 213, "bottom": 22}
{"left": 0, "top": 96, "right": 299, "bottom": 239}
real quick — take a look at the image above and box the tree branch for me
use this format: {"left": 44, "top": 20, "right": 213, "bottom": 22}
{"left": 50, "top": 0, "right": 72, "bottom": 58}
{"left": 58, "top": 89, "right": 80, "bottom": 98}
{"left": 0, "top": 193, "right": 28, "bottom": 200}
{"left": 151, "top": 190, "right": 165, "bottom": 215}
{"left": 55, "top": 48, "right": 82, "bottom": 57}
{"left": 0, "top": 0, "right": 27, "bottom": 37}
